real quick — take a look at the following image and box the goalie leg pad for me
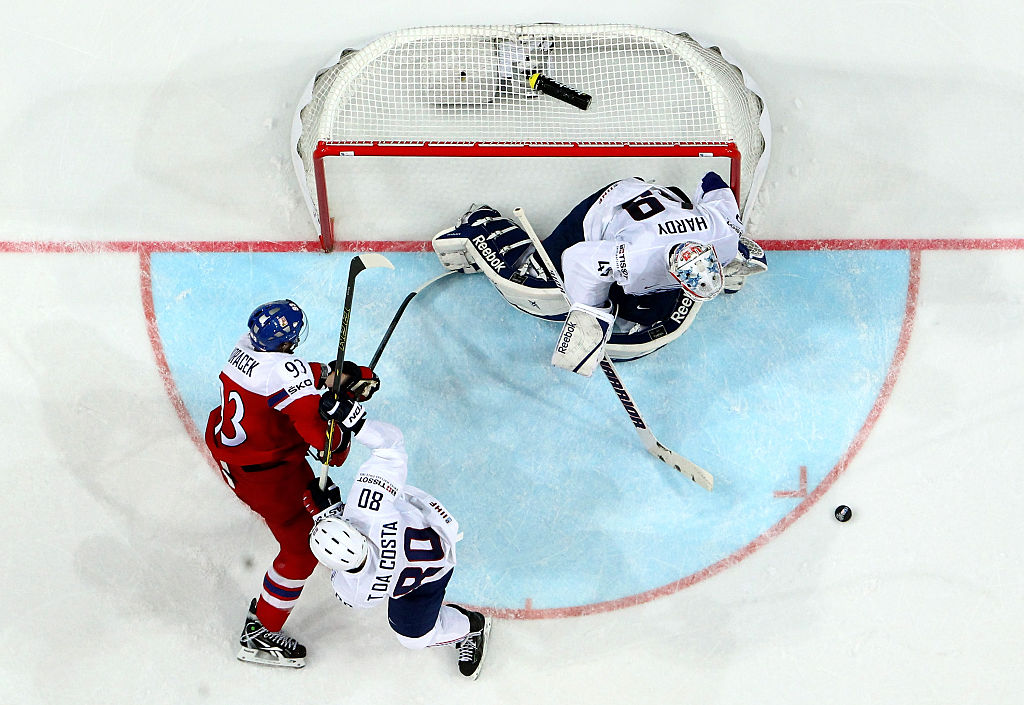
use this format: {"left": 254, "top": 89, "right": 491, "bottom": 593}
{"left": 432, "top": 227, "right": 481, "bottom": 273}
{"left": 432, "top": 204, "right": 535, "bottom": 275}
{"left": 489, "top": 274, "right": 568, "bottom": 320}
{"left": 436, "top": 205, "right": 569, "bottom": 319}
{"left": 552, "top": 302, "right": 615, "bottom": 377}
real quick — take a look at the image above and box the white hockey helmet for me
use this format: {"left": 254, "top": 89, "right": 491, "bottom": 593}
{"left": 667, "top": 241, "right": 723, "bottom": 301}
{"left": 309, "top": 513, "right": 369, "bottom": 573}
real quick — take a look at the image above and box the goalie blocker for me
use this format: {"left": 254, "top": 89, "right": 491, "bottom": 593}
{"left": 553, "top": 302, "right": 614, "bottom": 376}
{"left": 432, "top": 205, "right": 702, "bottom": 363}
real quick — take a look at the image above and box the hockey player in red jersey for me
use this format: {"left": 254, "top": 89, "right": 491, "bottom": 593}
{"left": 204, "top": 299, "right": 379, "bottom": 668}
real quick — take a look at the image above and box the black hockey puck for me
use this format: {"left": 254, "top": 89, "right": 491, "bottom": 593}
{"left": 834, "top": 505, "right": 852, "bottom": 522}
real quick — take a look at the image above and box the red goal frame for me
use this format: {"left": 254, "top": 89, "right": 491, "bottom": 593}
{"left": 311, "top": 141, "right": 742, "bottom": 252}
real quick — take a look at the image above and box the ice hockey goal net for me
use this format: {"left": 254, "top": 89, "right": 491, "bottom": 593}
{"left": 292, "top": 24, "right": 770, "bottom": 251}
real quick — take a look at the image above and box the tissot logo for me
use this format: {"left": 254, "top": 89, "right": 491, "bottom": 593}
{"left": 614, "top": 244, "right": 628, "bottom": 278}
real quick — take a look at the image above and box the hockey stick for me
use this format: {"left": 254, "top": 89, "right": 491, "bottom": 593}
{"left": 369, "top": 270, "right": 456, "bottom": 368}
{"left": 511, "top": 207, "right": 714, "bottom": 491}
{"left": 321, "top": 253, "right": 394, "bottom": 488}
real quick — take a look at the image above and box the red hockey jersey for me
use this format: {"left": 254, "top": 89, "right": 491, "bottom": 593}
{"left": 205, "top": 335, "right": 341, "bottom": 467}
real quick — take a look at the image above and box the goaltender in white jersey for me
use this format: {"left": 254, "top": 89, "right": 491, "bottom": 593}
{"left": 432, "top": 173, "right": 768, "bottom": 374}
{"left": 306, "top": 406, "right": 490, "bottom": 679}
{"left": 560, "top": 177, "right": 741, "bottom": 306}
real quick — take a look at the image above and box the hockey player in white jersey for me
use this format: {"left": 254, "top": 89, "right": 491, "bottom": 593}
{"left": 432, "top": 172, "right": 767, "bottom": 374}
{"left": 306, "top": 396, "right": 490, "bottom": 679}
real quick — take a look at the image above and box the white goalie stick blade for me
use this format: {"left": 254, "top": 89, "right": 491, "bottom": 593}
{"left": 648, "top": 440, "right": 714, "bottom": 490}
{"left": 598, "top": 358, "right": 714, "bottom": 491}
{"left": 512, "top": 207, "right": 714, "bottom": 491}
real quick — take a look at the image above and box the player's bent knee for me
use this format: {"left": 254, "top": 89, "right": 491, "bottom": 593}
{"left": 394, "top": 628, "right": 436, "bottom": 650}
{"left": 605, "top": 295, "right": 703, "bottom": 361}
{"left": 489, "top": 275, "right": 568, "bottom": 320}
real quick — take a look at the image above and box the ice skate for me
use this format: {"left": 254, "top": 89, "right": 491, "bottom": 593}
{"left": 236, "top": 598, "right": 306, "bottom": 668}
{"left": 448, "top": 604, "right": 490, "bottom": 680}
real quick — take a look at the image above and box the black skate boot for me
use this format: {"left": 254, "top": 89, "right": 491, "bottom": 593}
{"left": 236, "top": 598, "right": 306, "bottom": 668}
{"left": 448, "top": 604, "right": 490, "bottom": 680}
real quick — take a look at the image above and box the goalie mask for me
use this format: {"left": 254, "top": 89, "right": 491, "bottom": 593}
{"left": 667, "top": 242, "right": 723, "bottom": 301}
{"left": 248, "top": 299, "right": 307, "bottom": 352}
{"left": 309, "top": 513, "right": 369, "bottom": 573}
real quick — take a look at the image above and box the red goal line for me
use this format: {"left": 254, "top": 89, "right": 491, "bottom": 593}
{"left": 1, "top": 237, "right": 1023, "bottom": 254}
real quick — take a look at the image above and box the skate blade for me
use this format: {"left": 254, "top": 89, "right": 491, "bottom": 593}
{"left": 236, "top": 646, "right": 305, "bottom": 669}
{"left": 469, "top": 616, "right": 492, "bottom": 681}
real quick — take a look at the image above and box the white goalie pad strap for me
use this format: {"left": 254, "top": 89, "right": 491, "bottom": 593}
{"left": 552, "top": 302, "right": 615, "bottom": 377}
{"left": 466, "top": 232, "right": 569, "bottom": 319}
{"left": 432, "top": 230, "right": 480, "bottom": 274}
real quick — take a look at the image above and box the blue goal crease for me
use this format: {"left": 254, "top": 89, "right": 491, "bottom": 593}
{"left": 151, "top": 249, "right": 910, "bottom": 610}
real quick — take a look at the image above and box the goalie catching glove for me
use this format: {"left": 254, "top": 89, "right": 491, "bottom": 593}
{"left": 551, "top": 302, "right": 615, "bottom": 377}
{"left": 722, "top": 236, "right": 768, "bottom": 294}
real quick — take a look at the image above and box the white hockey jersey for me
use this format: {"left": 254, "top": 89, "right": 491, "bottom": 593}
{"left": 330, "top": 420, "right": 461, "bottom": 608}
{"left": 560, "top": 176, "right": 744, "bottom": 308}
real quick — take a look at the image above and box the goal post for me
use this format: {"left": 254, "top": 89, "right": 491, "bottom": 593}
{"left": 292, "top": 24, "right": 771, "bottom": 252}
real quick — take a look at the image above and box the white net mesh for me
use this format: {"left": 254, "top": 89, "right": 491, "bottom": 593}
{"left": 293, "top": 24, "right": 770, "bottom": 243}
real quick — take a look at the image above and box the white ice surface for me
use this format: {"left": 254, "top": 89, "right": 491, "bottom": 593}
{"left": 2, "top": 3, "right": 1022, "bottom": 704}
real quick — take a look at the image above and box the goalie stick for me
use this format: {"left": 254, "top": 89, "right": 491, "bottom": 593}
{"left": 369, "top": 270, "right": 456, "bottom": 367}
{"left": 321, "top": 253, "right": 394, "bottom": 488}
{"left": 512, "top": 207, "right": 714, "bottom": 491}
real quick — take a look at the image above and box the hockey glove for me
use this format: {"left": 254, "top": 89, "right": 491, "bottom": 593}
{"left": 722, "top": 237, "right": 767, "bottom": 294}
{"left": 341, "top": 361, "right": 380, "bottom": 402}
{"left": 318, "top": 391, "right": 367, "bottom": 434}
{"left": 302, "top": 476, "right": 342, "bottom": 517}
{"left": 317, "top": 361, "right": 337, "bottom": 388}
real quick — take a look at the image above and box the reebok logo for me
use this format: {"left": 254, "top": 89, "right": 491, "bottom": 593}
{"left": 670, "top": 297, "right": 695, "bottom": 323}
{"left": 471, "top": 234, "right": 506, "bottom": 273}
{"left": 557, "top": 321, "right": 577, "bottom": 354}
